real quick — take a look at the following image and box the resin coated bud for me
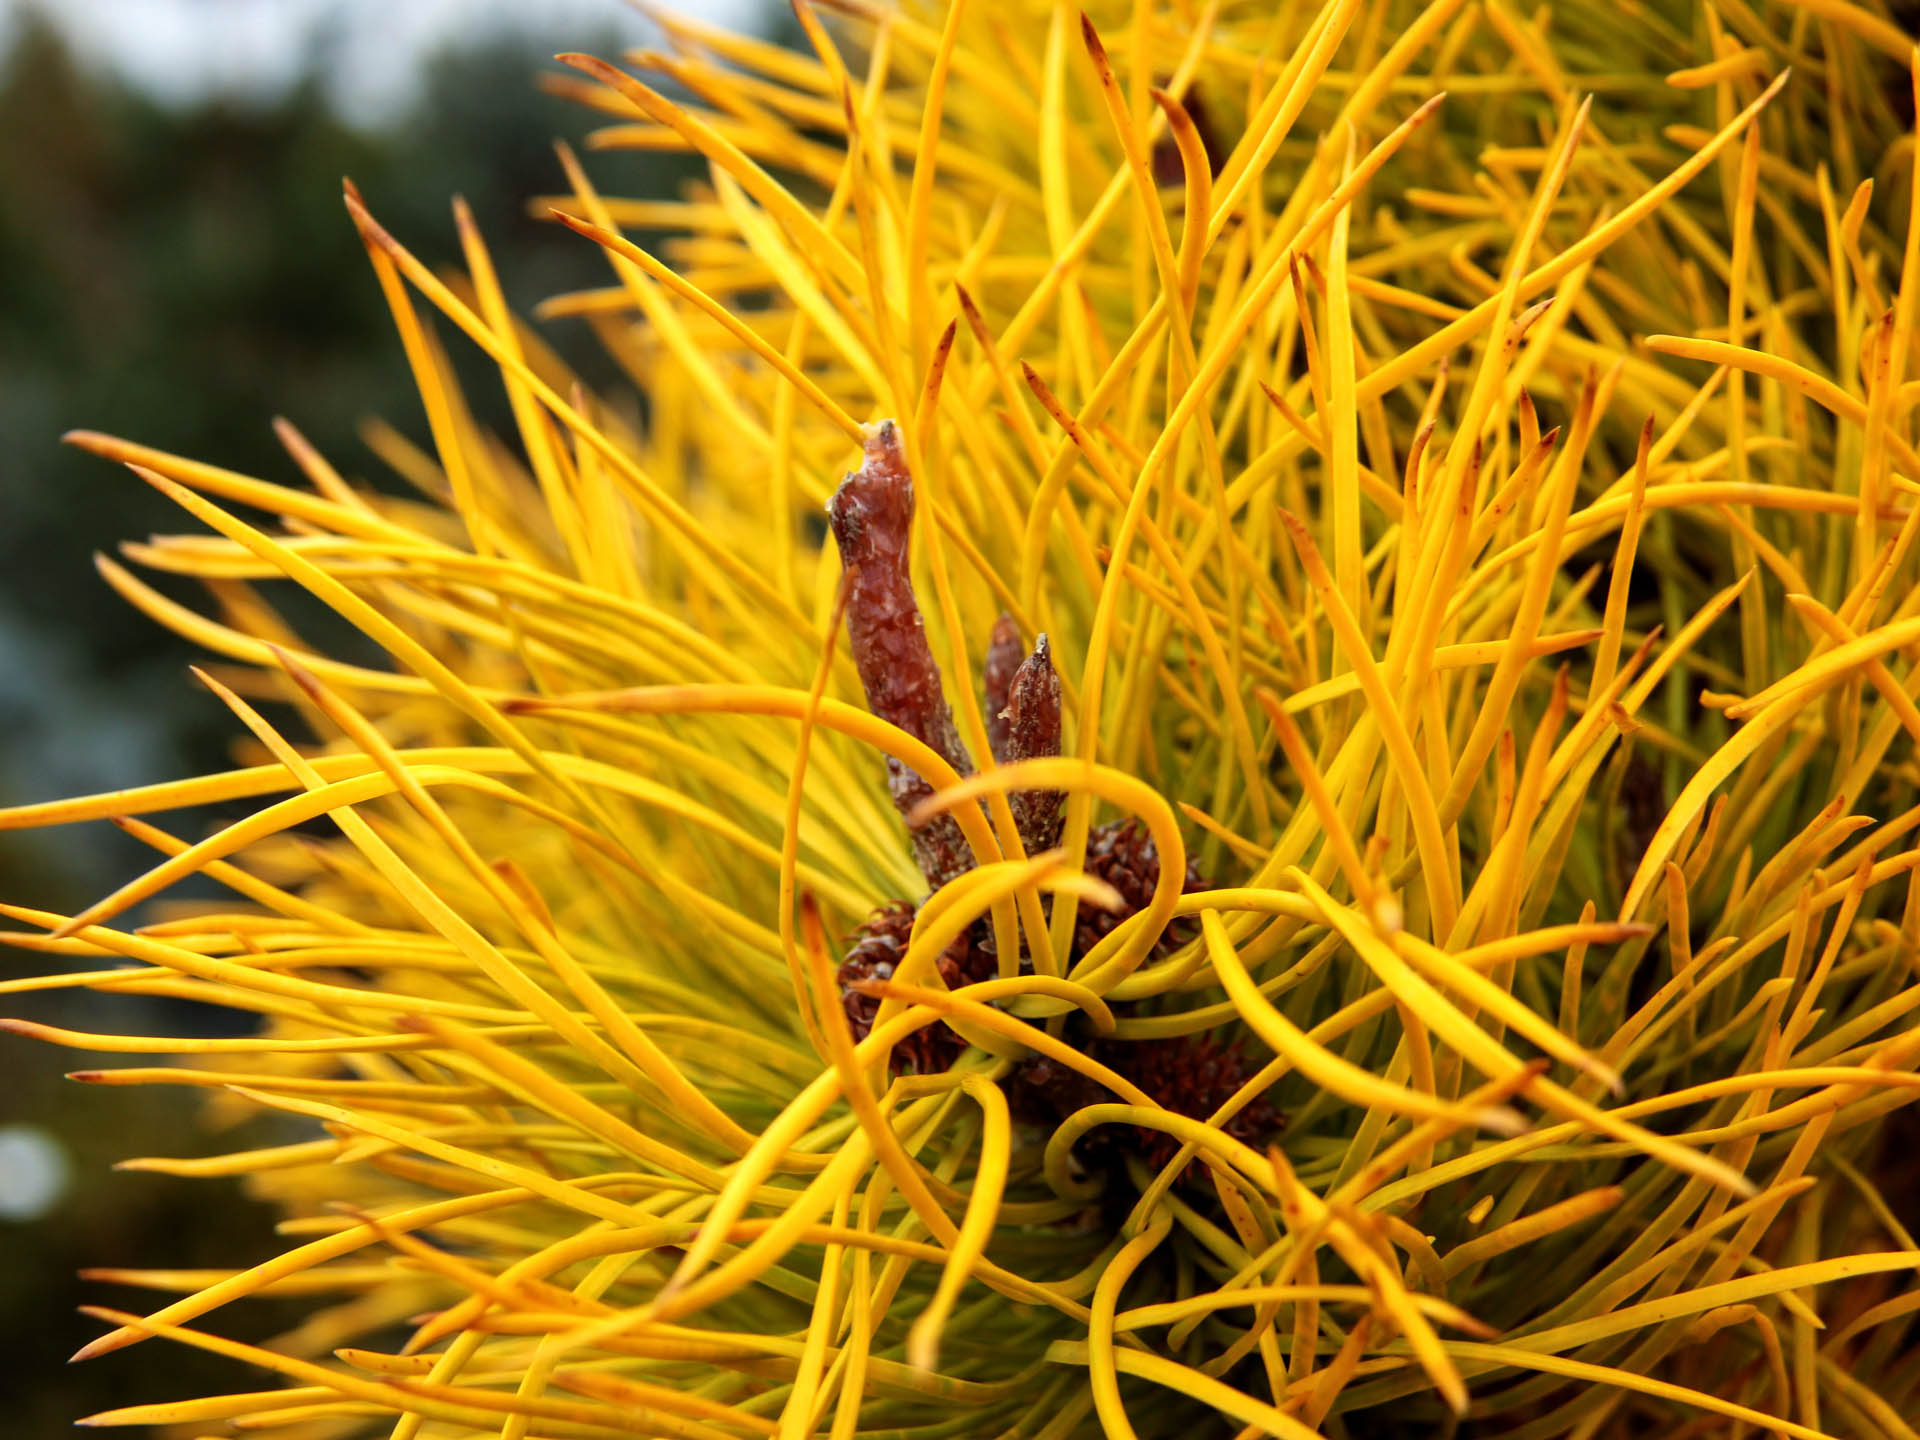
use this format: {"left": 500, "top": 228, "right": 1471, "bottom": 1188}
{"left": 828, "top": 420, "right": 977, "bottom": 889}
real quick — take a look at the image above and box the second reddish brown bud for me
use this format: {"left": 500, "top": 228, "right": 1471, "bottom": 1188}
{"left": 1002, "top": 633, "right": 1064, "bottom": 856}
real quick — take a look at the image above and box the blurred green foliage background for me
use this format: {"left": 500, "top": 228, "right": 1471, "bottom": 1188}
{"left": 0, "top": 6, "right": 719, "bottom": 1427}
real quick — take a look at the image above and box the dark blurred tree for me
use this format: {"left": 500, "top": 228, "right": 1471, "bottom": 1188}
{"left": 0, "top": 5, "right": 692, "bottom": 888}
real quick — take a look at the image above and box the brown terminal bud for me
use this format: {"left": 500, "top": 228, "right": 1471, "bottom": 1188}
{"left": 827, "top": 421, "right": 977, "bottom": 890}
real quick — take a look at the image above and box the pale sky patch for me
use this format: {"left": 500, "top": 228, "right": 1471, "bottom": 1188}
{"left": 3, "top": 0, "right": 765, "bottom": 126}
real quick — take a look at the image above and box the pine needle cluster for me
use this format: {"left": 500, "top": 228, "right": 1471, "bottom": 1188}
{"left": 7, "top": 2, "right": 1920, "bottom": 1436}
